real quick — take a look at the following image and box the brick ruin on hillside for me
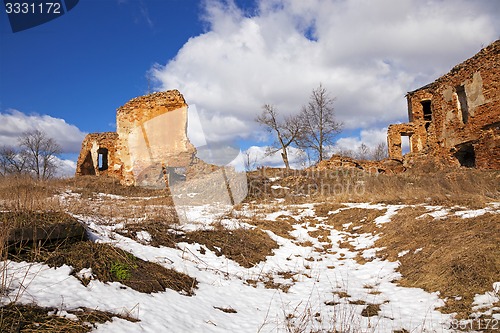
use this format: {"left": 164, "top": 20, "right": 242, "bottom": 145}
{"left": 76, "top": 89, "right": 248, "bottom": 220}
{"left": 387, "top": 40, "right": 500, "bottom": 170}
{"left": 76, "top": 90, "right": 198, "bottom": 187}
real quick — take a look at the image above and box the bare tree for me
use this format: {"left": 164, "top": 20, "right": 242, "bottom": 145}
{"left": 297, "top": 84, "right": 343, "bottom": 162}
{"left": 0, "top": 146, "right": 28, "bottom": 176}
{"left": 255, "top": 104, "right": 302, "bottom": 170}
{"left": 356, "top": 143, "right": 370, "bottom": 160}
{"left": 335, "top": 148, "right": 355, "bottom": 158}
{"left": 372, "top": 142, "right": 388, "bottom": 161}
{"left": 19, "top": 130, "right": 62, "bottom": 180}
{"left": 243, "top": 149, "right": 259, "bottom": 171}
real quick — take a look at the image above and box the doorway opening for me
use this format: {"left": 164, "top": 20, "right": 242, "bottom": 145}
{"left": 454, "top": 142, "right": 475, "bottom": 168}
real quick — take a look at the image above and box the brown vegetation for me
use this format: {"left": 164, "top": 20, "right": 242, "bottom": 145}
{"left": 0, "top": 303, "right": 138, "bottom": 333}
{"left": 123, "top": 220, "right": 278, "bottom": 268}
{"left": 247, "top": 167, "right": 499, "bottom": 206}
{"left": 243, "top": 215, "right": 296, "bottom": 239}
{"left": 376, "top": 208, "right": 500, "bottom": 318}
{"left": 9, "top": 240, "right": 197, "bottom": 295}
{"left": 0, "top": 165, "right": 499, "bottom": 327}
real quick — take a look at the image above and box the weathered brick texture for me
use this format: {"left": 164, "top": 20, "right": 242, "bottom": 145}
{"left": 76, "top": 132, "right": 119, "bottom": 177}
{"left": 387, "top": 40, "right": 499, "bottom": 170}
{"left": 76, "top": 90, "right": 197, "bottom": 186}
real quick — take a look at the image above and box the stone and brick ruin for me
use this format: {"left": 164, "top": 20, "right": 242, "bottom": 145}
{"left": 76, "top": 90, "right": 197, "bottom": 187}
{"left": 75, "top": 90, "right": 247, "bottom": 210}
{"left": 77, "top": 40, "right": 499, "bottom": 185}
{"left": 387, "top": 40, "right": 500, "bottom": 170}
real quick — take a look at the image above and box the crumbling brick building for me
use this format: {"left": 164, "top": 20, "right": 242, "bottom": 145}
{"left": 387, "top": 40, "right": 499, "bottom": 169}
{"left": 76, "top": 90, "right": 196, "bottom": 186}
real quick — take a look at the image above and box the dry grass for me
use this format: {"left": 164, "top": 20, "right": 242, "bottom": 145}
{"left": 121, "top": 219, "right": 180, "bottom": 248}
{"left": 56, "top": 176, "right": 169, "bottom": 199}
{"left": 308, "top": 227, "right": 331, "bottom": 244}
{"left": 2, "top": 168, "right": 499, "bottom": 327}
{"left": 0, "top": 175, "right": 173, "bottom": 223}
{"left": 214, "top": 306, "right": 237, "bottom": 313}
{"left": 123, "top": 221, "right": 278, "bottom": 268}
{"left": 10, "top": 240, "right": 197, "bottom": 295}
{"left": 183, "top": 225, "right": 279, "bottom": 268}
{"left": 246, "top": 271, "right": 295, "bottom": 293}
{"left": 333, "top": 291, "right": 351, "bottom": 299}
{"left": 55, "top": 177, "right": 176, "bottom": 221}
{"left": 246, "top": 168, "right": 500, "bottom": 206}
{"left": 0, "top": 176, "right": 61, "bottom": 212}
{"left": 0, "top": 303, "right": 138, "bottom": 333}
{"left": 313, "top": 203, "right": 345, "bottom": 217}
{"left": 243, "top": 214, "right": 296, "bottom": 239}
{"left": 0, "top": 211, "right": 77, "bottom": 229}
{"left": 359, "top": 169, "right": 499, "bottom": 206}
{"left": 360, "top": 303, "right": 381, "bottom": 317}
{"left": 327, "top": 208, "right": 386, "bottom": 233}
{"left": 376, "top": 208, "right": 500, "bottom": 318}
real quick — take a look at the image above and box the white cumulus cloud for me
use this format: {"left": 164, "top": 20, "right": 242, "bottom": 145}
{"left": 55, "top": 157, "right": 78, "bottom": 178}
{"left": 243, "top": 145, "right": 309, "bottom": 170}
{"left": 0, "top": 109, "right": 87, "bottom": 153}
{"left": 334, "top": 127, "right": 388, "bottom": 152}
{"left": 151, "top": 0, "right": 499, "bottom": 147}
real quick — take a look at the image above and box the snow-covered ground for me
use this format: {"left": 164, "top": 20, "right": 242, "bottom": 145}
{"left": 1, "top": 197, "right": 499, "bottom": 332}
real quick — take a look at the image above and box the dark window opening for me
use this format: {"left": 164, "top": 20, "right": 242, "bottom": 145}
{"left": 456, "top": 85, "right": 469, "bottom": 124}
{"left": 421, "top": 100, "right": 432, "bottom": 121}
{"left": 97, "top": 148, "right": 109, "bottom": 171}
{"left": 454, "top": 143, "right": 475, "bottom": 168}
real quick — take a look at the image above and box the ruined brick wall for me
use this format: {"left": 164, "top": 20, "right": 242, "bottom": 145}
{"left": 76, "top": 90, "right": 197, "bottom": 185}
{"left": 314, "top": 155, "right": 404, "bottom": 174}
{"left": 387, "top": 122, "right": 427, "bottom": 160}
{"left": 475, "top": 124, "right": 500, "bottom": 169}
{"left": 115, "top": 90, "right": 196, "bottom": 186}
{"left": 388, "top": 40, "right": 500, "bottom": 169}
{"left": 75, "top": 132, "right": 119, "bottom": 177}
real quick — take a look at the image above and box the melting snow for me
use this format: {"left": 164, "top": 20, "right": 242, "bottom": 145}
{"left": 3, "top": 201, "right": 492, "bottom": 332}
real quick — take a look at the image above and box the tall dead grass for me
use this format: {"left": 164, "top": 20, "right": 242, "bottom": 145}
{"left": 247, "top": 168, "right": 500, "bottom": 207}
{"left": 0, "top": 176, "right": 61, "bottom": 212}
{"left": 0, "top": 176, "right": 67, "bottom": 298}
{"left": 376, "top": 207, "right": 500, "bottom": 318}
{"left": 359, "top": 169, "right": 499, "bottom": 206}
{"left": 56, "top": 176, "right": 169, "bottom": 199}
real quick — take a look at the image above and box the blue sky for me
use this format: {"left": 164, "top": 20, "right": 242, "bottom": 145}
{"left": 1, "top": 0, "right": 499, "bottom": 174}
{"left": 1, "top": 0, "right": 205, "bottom": 133}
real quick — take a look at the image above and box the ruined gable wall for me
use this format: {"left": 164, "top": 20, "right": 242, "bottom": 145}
{"left": 418, "top": 40, "right": 500, "bottom": 151}
{"left": 115, "top": 90, "right": 196, "bottom": 186}
{"left": 389, "top": 40, "right": 499, "bottom": 169}
{"left": 75, "top": 132, "right": 119, "bottom": 177}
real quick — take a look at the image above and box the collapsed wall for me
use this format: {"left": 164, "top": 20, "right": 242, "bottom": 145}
{"left": 115, "top": 90, "right": 196, "bottom": 186}
{"left": 75, "top": 90, "right": 196, "bottom": 186}
{"left": 387, "top": 40, "right": 500, "bottom": 170}
{"left": 75, "top": 132, "right": 119, "bottom": 177}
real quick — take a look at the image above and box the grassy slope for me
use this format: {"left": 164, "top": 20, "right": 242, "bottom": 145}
{"left": 0, "top": 169, "right": 499, "bottom": 330}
